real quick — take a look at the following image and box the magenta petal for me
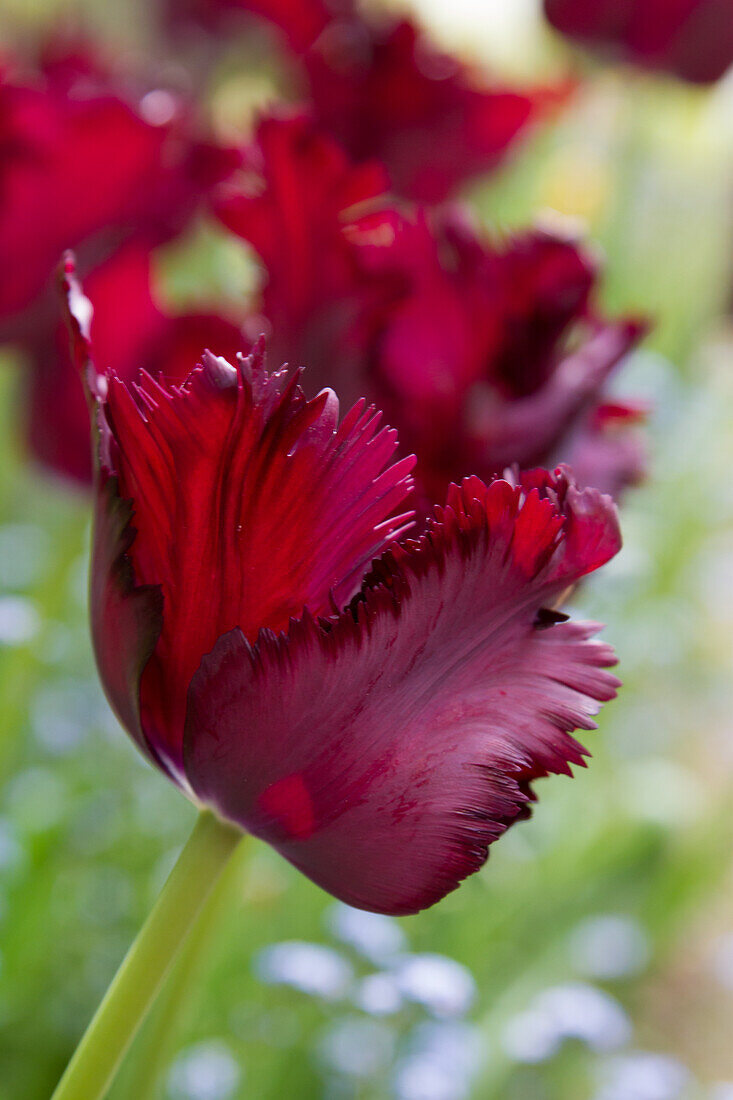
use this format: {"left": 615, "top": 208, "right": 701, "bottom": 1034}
{"left": 184, "top": 471, "right": 620, "bottom": 915}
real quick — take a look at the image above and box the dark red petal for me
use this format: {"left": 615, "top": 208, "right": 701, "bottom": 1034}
{"left": 346, "top": 206, "right": 647, "bottom": 510}
{"left": 234, "top": 0, "right": 343, "bottom": 51}
{"left": 544, "top": 0, "right": 733, "bottom": 84}
{"left": 59, "top": 256, "right": 165, "bottom": 764}
{"left": 483, "top": 229, "right": 597, "bottom": 399}
{"left": 469, "top": 318, "right": 646, "bottom": 474}
{"left": 184, "top": 469, "right": 619, "bottom": 915}
{"left": 90, "top": 477, "right": 165, "bottom": 764}
{"left": 303, "top": 17, "right": 565, "bottom": 202}
{"left": 0, "top": 57, "right": 236, "bottom": 324}
{"left": 104, "top": 344, "right": 414, "bottom": 773}
{"left": 215, "top": 111, "right": 387, "bottom": 387}
{"left": 565, "top": 400, "right": 648, "bottom": 499}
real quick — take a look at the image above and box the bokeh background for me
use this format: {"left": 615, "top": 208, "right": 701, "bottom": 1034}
{"left": 2, "top": 1, "right": 733, "bottom": 1098}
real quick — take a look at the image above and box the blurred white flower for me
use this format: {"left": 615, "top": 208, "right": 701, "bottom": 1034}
{"left": 502, "top": 982, "right": 631, "bottom": 1063}
{"left": 354, "top": 972, "right": 404, "bottom": 1016}
{"left": 0, "top": 596, "right": 40, "bottom": 645}
{"left": 318, "top": 1017, "right": 395, "bottom": 1077}
{"left": 568, "top": 914, "right": 649, "bottom": 980}
{"left": 393, "top": 954, "right": 476, "bottom": 1018}
{"left": 167, "top": 1040, "right": 241, "bottom": 1100}
{"left": 327, "top": 903, "right": 407, "bottom": 963}
{"left": 393, "top": 1021, "right": 484, "bottom": 1100}
{"left": 254, "top": 941, "right": 353, "bottom": 1000}
{"left": 594, "top": 1051, "right": 692, "bottom": 1100}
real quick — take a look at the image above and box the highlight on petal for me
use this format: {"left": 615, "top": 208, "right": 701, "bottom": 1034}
{"left": 184, "top": 468, "right": 620, "bottom": 915}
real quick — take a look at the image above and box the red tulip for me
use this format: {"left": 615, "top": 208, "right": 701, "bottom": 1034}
{"left": 0, "top": 46, "right": 237, "bottom": 333}
{"left": 27, "top": 241, "right": 243, "bottom": 484}
{"left": 348, "top": 207, "right": 647, "bottom": 509}
{"left": 544, "top": 0, "right": 733, "bottom": 84}
{"left": 166, "top": 0, "right": 338, "bottom": 52}
{"left": 217, "top": 115, "right": 647, "bottom": 510}
{"left": 216, "top": 110, "right": 387, "bottom": 387}
{"left": 63, "top": 253, "right": 620, "bottom": 915}
{"left": 168, "top": 0, "right": 564, "bottom": 201}
{"left": 301, "top": 16, "right": 565, "bottom": 202}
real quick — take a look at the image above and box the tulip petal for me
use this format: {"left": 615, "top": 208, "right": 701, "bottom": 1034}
{"left": 102, "top": 344, "right": 414, "bottom": 773}
{"left": 215, "top": 111, "right": 387, "bottom": 390}
{"left": 545, "top": 0, "right": 733, "bottom": 85}
{"left": 184, "top": 469, "right": 620, "bottom": 914}
{"left": 60, "top": 256, "right": 166, "bottom": 764}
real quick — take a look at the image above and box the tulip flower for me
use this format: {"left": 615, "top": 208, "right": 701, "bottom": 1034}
{"left": 544, "top": 0, "right": 733, "bottom": 84}
{"left": 0, "top": 44, "right": 237, "bottom": 338}
{"left": 53, "top": 252, "right": 620, "bottom": 1099}
{"left": 217, "top": 114, "right": 647, "bottom": 508}
{"left": 215, "top": 110, "right": 388, "bottom": 388}
{"left": 62, "top": 247, "right": 620, "bottom": 912}
{"left": 168, "top": 0, "right": 564, "bottom": 201}
{"left": 347, "top": 207, "right": 647, "bottom": 509}
{"left": 300, "top": 15, "right": 566, "bottom": 202}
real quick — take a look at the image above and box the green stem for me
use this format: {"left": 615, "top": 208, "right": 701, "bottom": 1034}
{"left": 113, "top": 839, "right": 250, "bottom": 1100}
{"left": 52, "top": 810, "right": 243, "bottom": 1100}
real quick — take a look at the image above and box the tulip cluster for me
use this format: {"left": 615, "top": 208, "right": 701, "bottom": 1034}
{"left": 1, "top": 3, "right": 726, "bottom": 1096}
{"left": 168, "top": 0, "right": 568, "bottom": 200}
{"left": 1, "top": 3, "right": 651, "bottom": 919}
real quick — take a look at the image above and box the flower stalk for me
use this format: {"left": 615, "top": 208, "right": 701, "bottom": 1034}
{"left": 52, "top": 811, "right": 243, "bottom": 1100}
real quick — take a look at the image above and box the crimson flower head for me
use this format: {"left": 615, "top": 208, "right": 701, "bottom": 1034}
{"left": 348, "top": 208, "right": 648, "bottom": 510}
{"left": 299, "top": 14, "right": 565, "bottom": 202}
{"left": 0, "top": 45, "right": 236, "bottom": 332}
{"left": 171, "top": 0, "right": 564, "bottom": 201}
{"left": 216, "top": 110, "right": 387, "bottom": 387}
{"left": 63, "top": 253, "right": 621, "bottom": 916}
{"left": 218, "top": 119, "right": 647, "bottom": 510}
{"left": 544, "top": 0, "right": 733, "bottom": 84}
{"left": 27, "top": 241, "right": 243, "bottom": 485}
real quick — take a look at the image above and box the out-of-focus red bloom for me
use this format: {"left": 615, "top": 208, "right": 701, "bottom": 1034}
{"left": 28, "top": 241, "right": 243, "bottom": 484}
{"left": 0, "top": 47, "right": 237, "bottom": 331}
{"left": 544, "top": 0, "right": 733, "bottom": 84}
{"left": 348, "top": 208, "right": 647, "bottom": 508}
{"left": 63, "top": 255, "right": 620, "bottom": 915}
{"left": 166, "top": 0, "right": 339, "bottom": 51}
{"left": 216, "top": 110, "right": 387, "bottom": 384}
{"left": 169, "top": 0, "right": 564, "bottom": 200}
{"left": 217, "top": 115, "right": 647, "bottom": 509}
{"left": 301, "top": 16, "right": 565, "bottom": 202}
